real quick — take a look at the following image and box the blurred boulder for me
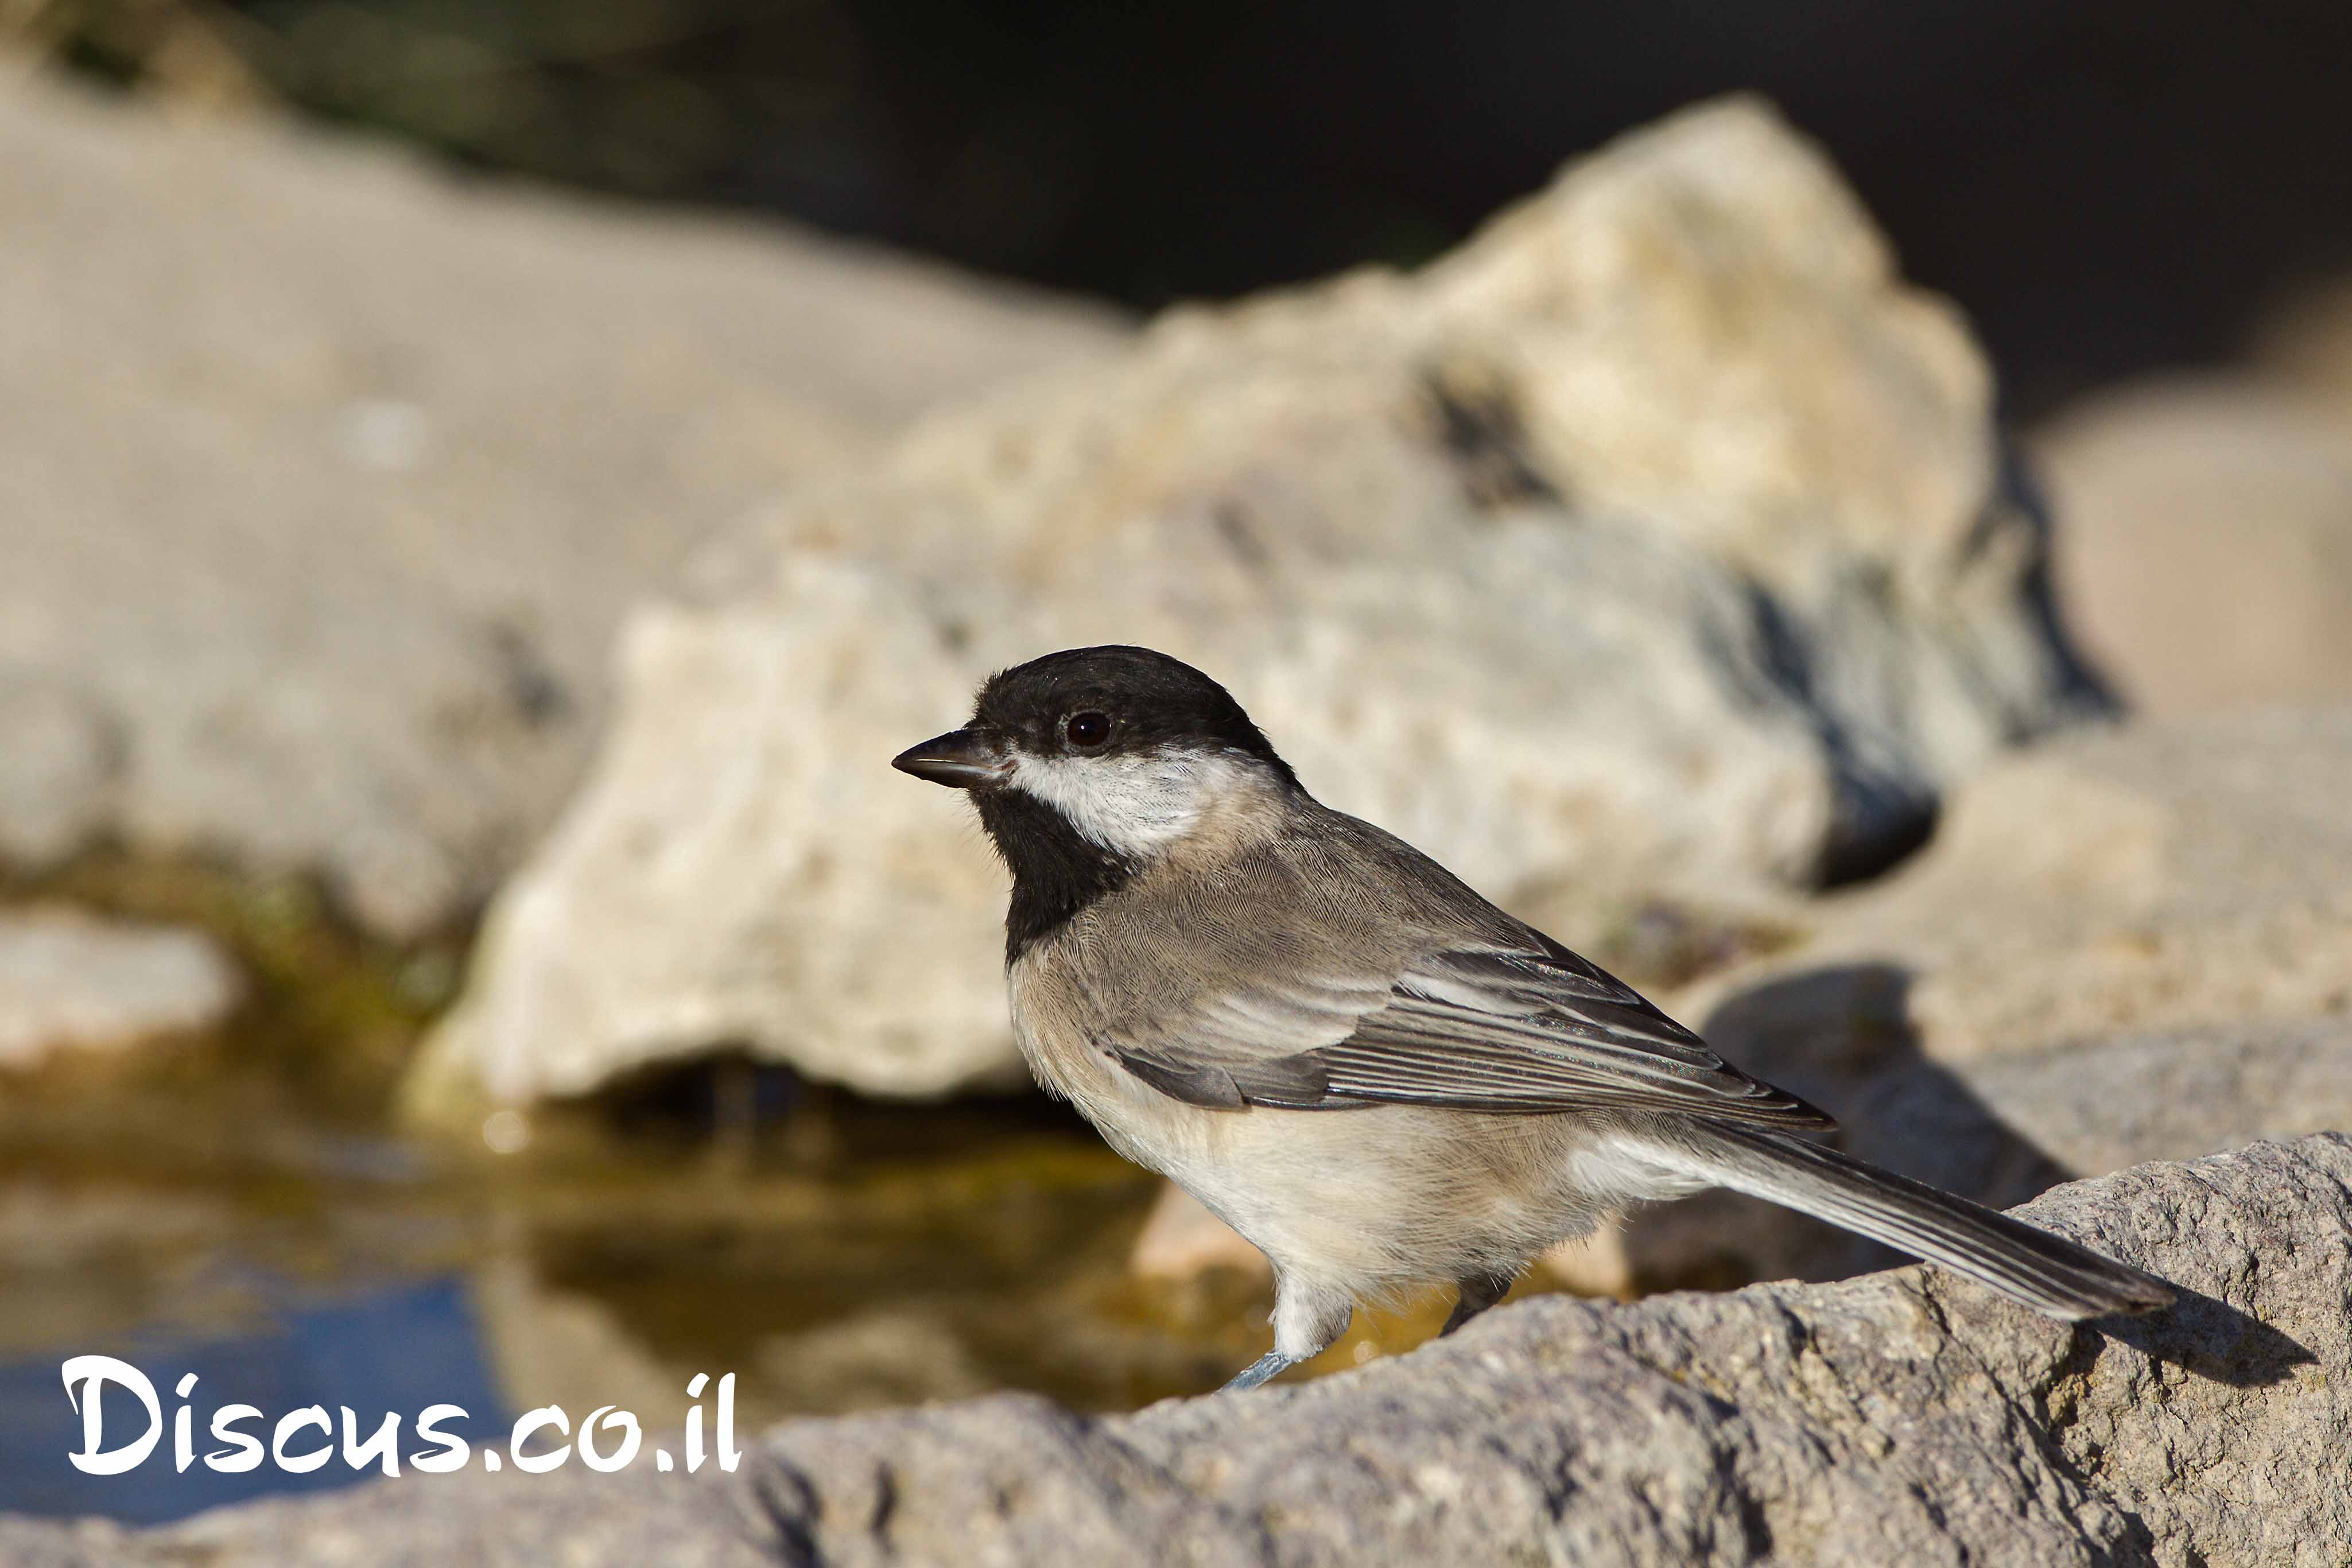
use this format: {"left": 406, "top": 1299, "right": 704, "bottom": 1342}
{"left": 0, "top": 907, "right": 240, "bottom": 1069}
{"left": 0, "top": 68, "right": 1125, "bottom": 939}
{"left": 1128, "top": 1182, "right": 1266, "bottom": 1283}
{"left": 2035, "top": 377, "right": 2352, "bottom": 714}
{"left": 1960, "top": 1016, "right": 2352, "bottom": 1179}
{"left": 1573, "top": 705, "right": 2352, "bottom": 1294}
{"left": 414, "top": 98, "right": 2110, "bottom": 1115}
{"left": 1682, "top": 706, "right": 2352, "bottom": 1069}
{"left": 20, "top": 1136, "right": 2350, "bottom": 1566}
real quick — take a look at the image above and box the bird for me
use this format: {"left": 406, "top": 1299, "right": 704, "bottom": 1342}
{"left": 891, "top": 645, "right": 2173, "bottom": 1392}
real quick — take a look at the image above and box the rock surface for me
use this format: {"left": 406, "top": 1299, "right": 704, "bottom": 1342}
{"left": 1127, "top": 1182, "right": 1267, "bottom": 1283}
{"left": 0, "top": 907, "right": 241, "bottom": 1068}
{"left": 1572, "top": 705, "right": 2352, "bottom": 1295}
{"left": 11, "top": 1134, "right": 2347, "bottom": 1566}
{"left": 1682, "top": 707, "right": 2352, "bottom": 1071}
{"left": 0, "top": 65, "right": 1124, "bottom": 938}
{"left": 2036, "top": 377, "right": 2352, "bottom": 715}
{"left": 415, "top": 96, "right": 2110, "bottom": 1112}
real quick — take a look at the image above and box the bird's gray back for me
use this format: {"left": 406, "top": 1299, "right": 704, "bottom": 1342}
{"left": 1024, "top": 799, "right": 1831, "bottom": 1130}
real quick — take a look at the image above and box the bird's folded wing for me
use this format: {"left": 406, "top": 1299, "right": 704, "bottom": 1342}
{"left": 1101, "top": 944, "right": 1833, "bottom": 1129}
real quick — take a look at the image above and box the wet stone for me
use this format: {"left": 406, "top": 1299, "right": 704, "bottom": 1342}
{"left": 0, "top": 908, "right": 241, "bottom": 1069}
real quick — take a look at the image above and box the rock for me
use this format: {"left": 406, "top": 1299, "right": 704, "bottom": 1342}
{"left": 0, "top": 907, "right": 241, "bottom": 1068}
{"left": 0, "top": 682, "right": 120, "bottom": 871}
{"left": 1962, "top": 1017, "right": 2352, "bottom": 1178}
{"left": 1584, "top": 1013, "right": 2352, "bottom": 1303}
{"left": 1683, "top": 707, "right": 2352, "bottom": 1070}
{"left": 6, "top": 1467, "right": 775, "bottom": 1568}
{"left": 15, "top": 1135, "right": 2347, "bottom": 1565}
{"left": 767, "top": 1138, "right": 2352, "bottom": 1567}
{"left": 0, "top": 67, "right": 1125, "bottom": 939}
{"left": 1127, "top": 1183, "right": 1268, "bottom": 1283}
{"left": 0, "top": 1517, "right": 138, "bottom": 1568}
{"left": 1574, "top": 707, "right": 2352, "bottom": 1294}
{"left": 414, "top": 96, "right": 2109, "bottom": 1112}
{"left": 2035, "top": 377, "right": 2352, "bottom": 714}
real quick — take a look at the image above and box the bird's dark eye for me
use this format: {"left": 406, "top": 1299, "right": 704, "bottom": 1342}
{"left": 1064, "top": 711, "right": 1111, "bottom": 750}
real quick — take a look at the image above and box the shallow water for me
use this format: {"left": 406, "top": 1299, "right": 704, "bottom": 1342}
{"left": 0, "top": 788, "right": 1788, "bottom": 1523}
{"left": 0, "top": 1061, "right": 1496, "bottom": 1523}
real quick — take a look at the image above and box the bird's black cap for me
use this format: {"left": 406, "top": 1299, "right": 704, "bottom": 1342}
{"left": 969, "top": 645, "right": 1295, "bottom": 786}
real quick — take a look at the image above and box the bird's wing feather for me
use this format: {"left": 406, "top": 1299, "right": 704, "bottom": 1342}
{"left": 1100, "top": 941, "right": 1831, "bottom": 1129}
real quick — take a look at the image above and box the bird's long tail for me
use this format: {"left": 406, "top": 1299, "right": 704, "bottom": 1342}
{"left": 1654, "top": 1123, "right": 2174, "bottom": 1319}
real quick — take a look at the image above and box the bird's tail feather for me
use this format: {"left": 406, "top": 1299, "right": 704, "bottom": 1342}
{"left": 1660, "top": 1123, "right": 2174, "bottom": 1320}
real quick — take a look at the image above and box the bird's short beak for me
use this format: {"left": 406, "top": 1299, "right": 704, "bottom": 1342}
{"left": 891, "top": 727, "right": 1011, "bottom": 789}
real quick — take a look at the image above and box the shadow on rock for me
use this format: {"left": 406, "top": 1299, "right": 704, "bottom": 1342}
{"left": 1623, "top": 963, "right": 2087, "bottom": 1291}
{"left": 2093, "top": 1283, "right": 2316, "bottom": 1391}
{"left": 1685, "top": 965, "right": 2324, "bottom": 1396}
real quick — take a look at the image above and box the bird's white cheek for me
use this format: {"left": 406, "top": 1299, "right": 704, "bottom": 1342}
{"left": 1008, "top": 752, "right": 1239, "bottom": 857}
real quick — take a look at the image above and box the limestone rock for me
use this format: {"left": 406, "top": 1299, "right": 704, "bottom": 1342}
{"left": 1963, "top": 1017, "right": 2352, "bottom": 1179}
{"left": 1581, "top": 1014, "right": 2352, "bottom": 1303}
{"left": 1680, "top": 707, "right": 2352, "bottom": 1071}
{"left": 1579, "top": 707, "right": 2352, "bottom": 1294}
{"left": 18, "top": 1135, "right": 2347, "bottom": 1566}
{"left": 1128, "top": 1183, "right": 1267, "bottom": 1282}
{"left": 2035, "top": 377, "right": 2352, "bottom": 714}
{"left": 0, "top": 907, "right": 241, "bottom": 1068}
{"left": 0, "top": 682, "right": 120, "bottom": 871}
{"left": 0, "top": 68, "right": 1124, "bottom": 938}
{"left": 416, "top": 97, "right": 2107, "bottom": 1111}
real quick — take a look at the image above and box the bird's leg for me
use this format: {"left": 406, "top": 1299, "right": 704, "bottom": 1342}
{"left": 1221, "top": 1274, "right": 1352, "bottom": 1392}
{"left": 1440, "top": 1267, "right": 1517, "bottom": 1336}
{"left": 1221, "top": 1352, "right": 1295, "bottom": 1392}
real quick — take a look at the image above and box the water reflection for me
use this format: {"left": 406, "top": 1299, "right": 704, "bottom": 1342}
{"left": 0, "top": 1077, "right": 1253, "bottom": 1524}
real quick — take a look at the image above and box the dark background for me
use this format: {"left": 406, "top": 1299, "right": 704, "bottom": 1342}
{"left": 45, "top": 2, "right": 2352, "bottom": 409}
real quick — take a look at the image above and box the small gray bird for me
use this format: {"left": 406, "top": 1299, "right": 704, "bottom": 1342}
{"left": 892, "top": 646, "right": 2172, "bottom": 1391}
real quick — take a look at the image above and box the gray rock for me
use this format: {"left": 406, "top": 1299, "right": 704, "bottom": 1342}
{"left": 0, "top": 682, "right": 121, "bottom": 872}
{"left": 0, "top": 907, "right": 241, "bottom": 1068}
{"left": 87, "top": 1468, "right": 774, "bottom": 1568}
{"left": 0, "top": 1517, "right": 138, "bottom": 1568}
{"left": 0, "top": 67, "right": 1124, "bottom": 939}
{"left": 1562, "top": 707, "right": 2352, "bottom": 1296}
{"left": 1966, "top": 1018, "right": 2352, "bottom": 1178}
{"left": 2036, "top": 377, "right": 2352, "bottom": 715}
{"left": 414, "top": 97, "right": 2108, "bottom": 1113}
{"left": 1594, "top": 1011, "right": 2352, "bottom": 1302}
{"left": 1678, "top": 707, "right": 2352, "bottom": 1072}
{"left": 17, "top": 1135, "right": 2346, "bottom": 1566}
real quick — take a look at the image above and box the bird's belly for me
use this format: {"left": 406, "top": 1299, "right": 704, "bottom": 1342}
{"left": 1037, "top": 1042, "right": 1629, "bottom": 1290}
{"left": 1007, "top": 973, "right": 1664, "bottom": 1291}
